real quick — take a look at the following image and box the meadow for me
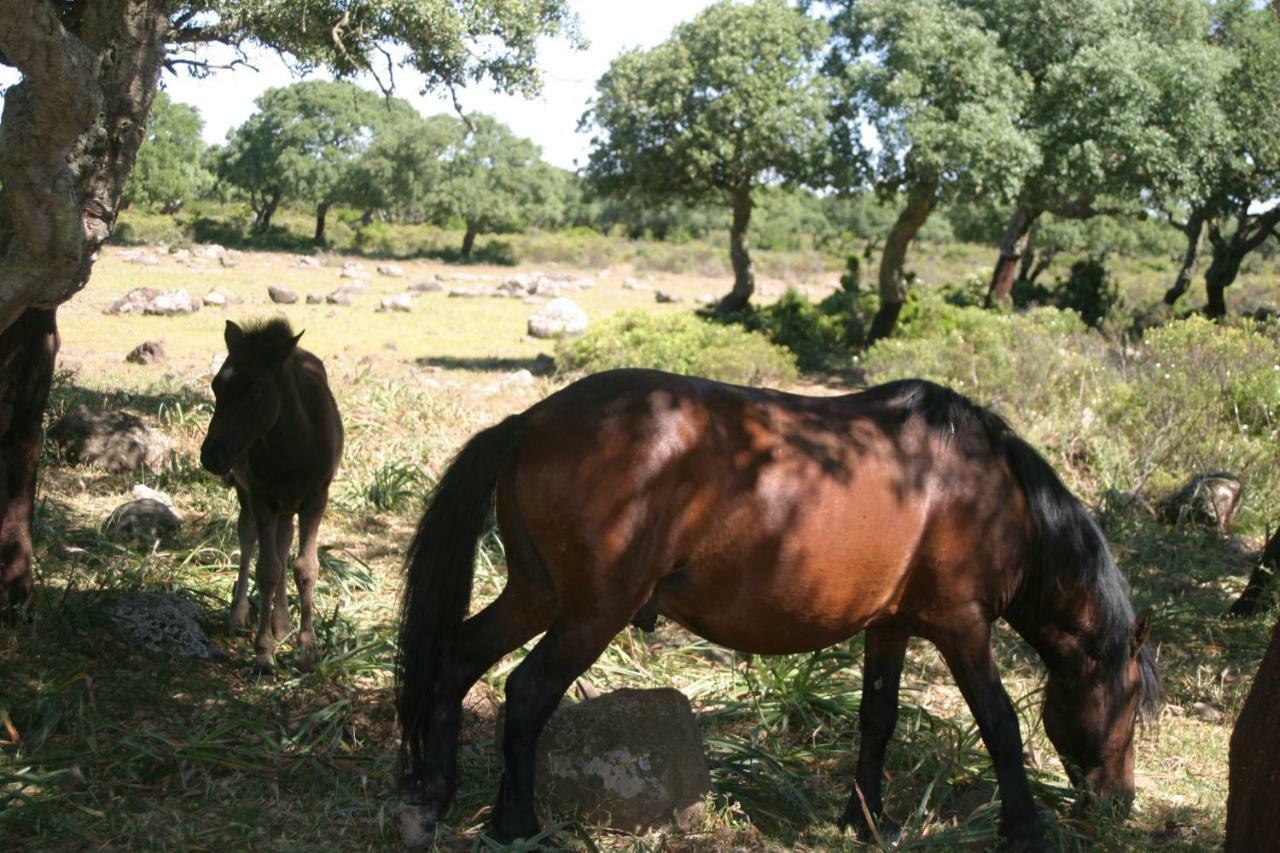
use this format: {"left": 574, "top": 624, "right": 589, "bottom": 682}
{"left": 1, "top": 221, "right": 1278, "bottom": 851}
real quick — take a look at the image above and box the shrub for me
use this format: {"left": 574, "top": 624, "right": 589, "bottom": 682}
{"left": 720, "top": 289, "right": 873, "bottom": 372}
{"left": 557, "top": 311, "right": 798, "bottom": 386}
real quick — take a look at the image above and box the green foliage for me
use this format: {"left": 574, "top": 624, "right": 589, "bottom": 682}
{"left": 124, "top": 93, "right": 213, "bottom": 211}
{"left": 556, "top": 311, "right": 798, "bottom": 386}
{"left": 722, "top": 289, "right": 872, "bottom": 371}
{"left": 1014, "top": 257, "right": 1120, "bottom": 329}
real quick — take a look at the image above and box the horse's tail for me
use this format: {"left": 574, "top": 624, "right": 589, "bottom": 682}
{"left": 396, "top": 414, "right": 526, "bottom": 783}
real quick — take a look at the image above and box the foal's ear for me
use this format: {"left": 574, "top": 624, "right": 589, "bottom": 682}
{"left": 267, "top": 330, "right": 304, "bottom": 363}
{"left": 224, "top": 320, "right": 244, "bottom": 350}
{"left": 1131, "top": 610, "right": 1152, "bottom": 657}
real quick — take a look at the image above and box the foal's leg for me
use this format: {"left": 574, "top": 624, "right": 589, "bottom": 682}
{"left": 228, "top": 487, "right": 257, "bottom": 631}
{"left": 271, "top": 514, "right": 295, "bottom": 641}
{"left": 251, "top": 509, "right": 284, "bottom": 673}
{"left": 292, "top": 491, "right": 327, "bottom": 666}
{"left": 937, "top": 626, "right": 1046, "bottom": 851}
{"left": 491, "top": 615, "right": 628, "bottom": 842}
{"left": 841, "top": 627, "right": 908, "bottom": 838}
{"left": 407, "top": 584, "right": 556, "bottom": 828}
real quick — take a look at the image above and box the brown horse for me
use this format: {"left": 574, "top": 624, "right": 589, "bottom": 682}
{"left": 200, "top": 319, "right": 343, "bottom": 675}
{"left": 395, "top": 369, "right": 1159, "bottom": 850}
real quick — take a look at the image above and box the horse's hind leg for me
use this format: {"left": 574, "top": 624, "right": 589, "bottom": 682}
{"left": 841, "top": 627, "right": 908, "bottom": 839}
{"left": 292, "top": 490, "right": 328, "bottom": 667}
{"left": 271, "top": 514, "right": 295, "bottom": 641}
{"left": 228, "top": 487, "right": 256, "bottom": 631}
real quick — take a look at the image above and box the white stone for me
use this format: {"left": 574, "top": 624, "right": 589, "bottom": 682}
{"left": 527, "top": 298, "right": 588, "bottom": 339}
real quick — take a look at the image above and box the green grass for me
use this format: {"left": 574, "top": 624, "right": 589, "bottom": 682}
{"left": 2, "top": 239, "right": 1278, "bottom": 850}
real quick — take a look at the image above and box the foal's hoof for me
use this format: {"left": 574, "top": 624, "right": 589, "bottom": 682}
{"left": 393, "top": 800, "right": 440, "bottom": 851}
{"left": 250, "top": 661, "right": 276, "bottom": 683}
{"left": 295, "top": 647, "right": 316, "bottom": 673}
{"left": 841, "top": 812, "right": 901, "bottom": 844}
{"left": 997, "top": 834, "right": 1051, "bottom": 853}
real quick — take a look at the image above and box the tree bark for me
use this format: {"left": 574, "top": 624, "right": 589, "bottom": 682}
{"left": 868, "top": 178, "right": 937, "bottom": 342}
{"left": 1225, "top": 612, "right": 1280, "bottom": 849}
{"left": 1203, "top": 207, "right": 1280, "bottom": 318}
{"left": 461, "top": 221, "right": 480, "bottom": 258}
{"left": 986, "top": 205, "right": 1041, "bottom": 306}
{"left": 0, "top": 0, "right": 167, "bottom": 609}
{"left": 717, "top": 185, "right": 755, "bottom": 314}
{"left": 253, "top": 191, "right": 281, "bottom": 235}
{"left": 1228, "top": 526, "right": 1280, "bottom": 618}
{"left": 313, "top": 200, "right": 331, "bottom": 245}
{"left": 1164, "top": 209, "right": 1206, "bottom": 306}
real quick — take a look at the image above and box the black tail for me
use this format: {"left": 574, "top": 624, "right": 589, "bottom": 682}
{"left": 396, "top": 415, "right": 525, "bottom": 782}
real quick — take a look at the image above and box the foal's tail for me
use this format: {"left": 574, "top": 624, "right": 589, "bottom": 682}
{"left": 396, "top": 415, "right": 525, "bottom": 782}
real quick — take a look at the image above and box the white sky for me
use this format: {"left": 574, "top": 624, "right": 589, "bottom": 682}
{"left": 0, "top": 2, "right": 716, "bottom": 172}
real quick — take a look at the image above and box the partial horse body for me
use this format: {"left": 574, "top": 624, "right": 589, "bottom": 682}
{"left": 395, "top": 369, "right": 1159, "bottom": 850}
{"left": 201, "top": 319, "right": 343, "bottom": 674}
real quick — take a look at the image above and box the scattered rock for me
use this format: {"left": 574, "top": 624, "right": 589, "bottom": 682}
{"left": 513, "top": 688, "right": 711, "bottom": 833}
{"left": 305, "top": 293, "right": 324, "bottom": 305}
{"left": 340, "top": 262, "right": 368, "bottom": 280}
{"left": 294, "top": 255, "right": 322, "bottom": 269}
{"left": 655, "top": 290, "right": 681, "bottom": 304}
{"left": 268, "top": 284, "right": 298, "bottom": 305}
{"left": 377, "top": 263, "right": 406, "bottom": 277}
{"left": 169, "top": 248, "right": 192, "bottom": 263}
{"left": 102, "top": 591, "right": 226, "bottom": 661}
{"left": 193, "top": 244, "right": 226, "bottom": 261}
{"left": 695, "top": 293, "right": 719, "bottom": 307}
{"left": 408, "top": 277, "right": 442, "bottom": 293}
{"left": 482, "top": 369, "right": 535, "bottom": 394}
{"left": 338, "top": 278, "right": 366, "bottom": 292}
{"left": 104, "top": 497, "right": 182, "bottom": 543}
{"left": 1192, "top": 701, "right": 1224, "bottom": 723}
{"left": 326, "top": 290, "right": 352, "bottom": 306}
{"left": 527, "top": 298, "right": 588, "bottom": 339}
{"left": 622, "top": 278, "right": 652, "bottom": 291}
{"left": 131, "top": 484, "right": 175, "bottom": 508}
{"left": 50, "top": 406, "right": 172, "bottom": 473}
{"left": 378, "top": 293, "right": 413, "bottom": 313}
{"left": 203, "top": 291, "right": 226, "bottom": 308}
{"left": 120, "top": 249, "right": 160, "bottom": 266}
{"left": 1161, "top": 472, "right": 1243, "bottom": 534}
{"left": 447, "top": 285, "right": 492, "bottom": 299}
{"left": 125, "top": 341, "right": 166, "bottom": 365}
{"left": 105, "top": 288, "right": 200, "bottom": 316}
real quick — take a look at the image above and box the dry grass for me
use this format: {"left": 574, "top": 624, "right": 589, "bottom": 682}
{"left": 1, "top": 242, "right": 1276, "bottom": 851}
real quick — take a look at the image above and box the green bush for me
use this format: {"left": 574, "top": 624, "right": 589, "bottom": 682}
{"left": 557, "top": 311, "right": 798, "bottom": 386}
{"left": 720, "top": 288, "right": 873, "bottom": 371}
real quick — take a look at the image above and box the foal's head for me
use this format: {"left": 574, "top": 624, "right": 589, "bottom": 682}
{"left": 1040, "top": 610, "right": 1160, "bottom": 805}
{"left": 200, "top": 319, "right": 303, "bottom": 476}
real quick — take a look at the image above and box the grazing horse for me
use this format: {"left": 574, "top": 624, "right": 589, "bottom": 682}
{"left": 200, "top": 319, "right": 343, "bottom": 674}
{"left": 395, "top": 369, "right": 1159, "bottom": 850}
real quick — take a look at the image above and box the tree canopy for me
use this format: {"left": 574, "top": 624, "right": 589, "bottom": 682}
{"left": 582, "top": 0, "right": 832, "bottom": 312}
{"left": 124, "top": 91, "right": 212, "bottom": 213}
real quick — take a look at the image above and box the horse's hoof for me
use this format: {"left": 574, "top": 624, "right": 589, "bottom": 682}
{"left": 393, "top": 799, "right": 440, "bottom": 851}
{"left": 271, "top": 620, "right": 292, "bottom": 641}
{"left": 295, "top": 648, "right": 316, "bottom": 673}
{"left": 228, "top": 609, "right": 250, "bottom": 631}
{"left": 840, "top": 811, "right": 901, "bottom": 844}
{"left": 997, "top": 834, "right": 1051, "bottom": 852}
{"left": 250, "top": 662, "right": 276, "bottom": 682}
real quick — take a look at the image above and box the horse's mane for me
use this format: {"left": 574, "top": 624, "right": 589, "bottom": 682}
{"left": 879, "top": 379, "right": 1161, "bottom": 719}
{"left": 238, "top": 317, "right": 297, "bottom": 348}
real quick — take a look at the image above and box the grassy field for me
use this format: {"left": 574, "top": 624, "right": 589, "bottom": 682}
{"left": 1, "top": 235, "right": 1278, "bottom": 851}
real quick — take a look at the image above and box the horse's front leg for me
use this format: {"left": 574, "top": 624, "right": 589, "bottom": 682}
{"left": 272, "top": 514, "right": 295, "bottom": 641}
{"left": 292, "top": 490, "right": 328, "bottom": 668}
{"left": 841, "top": 627, "right": 908, "bottom": 839}
{"left": 937, "top": 625, "right": 1047, "bottom": 851}
{"left": 251, "top": 507, "right": 285, "bottom": 676}
{"left": 228, "top": 486, "right": 256, "bottom": 631}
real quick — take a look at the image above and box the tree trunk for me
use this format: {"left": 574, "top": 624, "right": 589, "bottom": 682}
{"left": 253, "top": 192, "right": 281, "bottom": 235}
{"left": 313, "top": 200, "right": 331, "bottom": 246}
{"left": 361, "top": 208, "right": 375, "bottom": 226}
{"left": 986, "top": 206, "right": 1041, "bottom": 306}
{"left": 0, "top": 308, "right": 58, "bottom": 618}
{"left": 717, "top": 186, "right": 755, "bottom": 314}
{"left": 1225, "top": 612, "right": 1280, "bottom": 850}
{"left": 0, "top": 1, "right": 167, "bottom": 610}
{"left": 461, "top": 221, "right": 480, "bottom": 259}
{"left": 1203, "top": 207, "right": 1280, "bottom": 318}
{"left": 1164, "top": 210, "right": 1206, "bottom": 306}
{"left": 868, "top": 178, "right": 937, "bottom": 342}
{"left": 1228, "top": 526, "right": 1280, "bottom": 618}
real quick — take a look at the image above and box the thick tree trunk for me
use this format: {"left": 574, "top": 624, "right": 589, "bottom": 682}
{"left": 717, "top": 186, "right": 755, "bottom": 314}
{"left": 986, "top": 206, "right": 1041, "bottom": 306}
{"left": 0, "top": 0, "right": 167, "bottom": 610}
{"left": 1228, "top": 526, "right": 1280, "bottom": 618}
{"left": 1226, "top": 613, "right": 1280, "bottom": 849}
{"left": 0, "top": 308, "right": 58, "bottom": 617}
{"left": 461, "top": 221, "right": 480, "bottom": 259}
{"left": 313, "top": 201, "right": 331, "bottom": 245}
{"left": 1203, "top": 207, "right": 1280, "bottom": 318}
{"left": 1164, "top": 210, "right": 1206, "bottom": 306}
{"left": 868, "top": 178, "right": 937, "bottom": 342}
{"left": 253, "top": 192, "right": 281, "bottom": 235}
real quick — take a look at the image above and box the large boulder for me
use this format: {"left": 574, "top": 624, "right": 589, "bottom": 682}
{"left": 104, "top": 497, "right": 182, "bottom": 544}
{"left": 520, "top": 687, "right": 711, "bottom": 833}
{"left": 1226, "top": 616, "right": 1280, "bottom": 849}
{"left": 268, "top": 284, "right": 298, "bottom": 304}
{"left": 125, "top": 340, "right": 166, "bottom": 365}
{"left": 527, "top": 298, "right": 587, "bottom": 339}
{"left": 1160, "top": 471, "right": 1243, "bottom": 534}
{"left": 105, "top": 288, "right": 200, "bottom": 316}
{"left": 50, "top": 406, "right": 172, "bottom": 472}
{"left": 102, "top": 591, "right": 226, "bottom": 661}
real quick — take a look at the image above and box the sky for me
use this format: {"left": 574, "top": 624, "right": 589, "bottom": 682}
{"left": 0, "top": 1, "right": 716, "bottom": 172}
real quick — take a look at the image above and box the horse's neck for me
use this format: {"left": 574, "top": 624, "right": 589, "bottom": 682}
{"left": 1005, "top": 589, "right": 1099, "bottom": 683}
{"left": 263, "top": 366, "right": 314, "bottom": 456}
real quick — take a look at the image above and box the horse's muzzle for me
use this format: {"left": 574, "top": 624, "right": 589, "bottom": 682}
{"left": 200, "top": 439, "right": 233, "bottom": 476}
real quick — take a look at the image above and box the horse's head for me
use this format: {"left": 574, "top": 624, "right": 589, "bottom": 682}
{"left": 200, "top": 319, "right": 303, "bottom": 476}
{"left": 1041, "top": 610, "right": 1159, "bottom": 806}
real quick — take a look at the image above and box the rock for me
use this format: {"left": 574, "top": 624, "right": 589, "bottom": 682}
{"left": 338, "top": 278, "right": 365, "bottom": 292}
{"left": 531, "top": 353, "right": 556, "bottom": 376}
{"left": 102, "top": 591, "right": 226, "bottom": 661}
{"left": 121, "top": 249, "right": 160, "bottom": 266}
{"left": 220, "top": 249, "right": 242, "bottom": 269}
{"left": 512, "top": 688, "right": 711, "bottom": 833}
{"left": 483, "top": 369, "right": 535, "bottom": 394}
{"left": 268, "top": 284, "right": 298, "bottom": 305}
{"left": 447, "top": 285, "right": 493, "bottom": 299}
{"left": 131, "top": 484, "right": 175, "bottom": 508}
{"left": 340, "top": 262, "right": 368, "bottom": 280}
{"left": 529, "top": 278, "right": 563, "bottom": 298}
{"left": 377, "top": 263, "right": 406, "bottom": 277}
{"left": 125, "top": 341, "right": 166, "bottom": 365}
{"left": 695, "top": 293, "right": 719, "bottom": 307}
{"left": 104, "top": 497, "right": 182, "bottom": 543}
{"left": 193, "top": 243, "right": 226, "bottom": 261}
{"left": 527, "top": 298, "right": 587, "bottom": 339}
{"left": 305, "top": 293, "right": 324, "bottom": 304}
{"left": 203, "top": 290, "right": 226, "bottom": 308}
{"left": 105, "top": 288, "right": 199, "bottom": 316}
{"left": 377, "top": 293, "right": 413, "bottom": 313}
{"left": 408, "top": 277, "right": 442, "bottom": 293}
{"left": 170, "top": 248, "right": 192, "bottom": 263}
{"left": 622, "top": 277, "right": 652, "bottom": 291}
{"left": 50, "top": 406, "right": 172, "bottom": 473}
{"left": 326, "top": 290, "right": 352, "bottom": 306}
{"left": 1161, "top": 472, "right": 1243, "bottom": 534}
{"left": 294, "top": 254, "right": 322, "bottom": 269}
{"left": 1192, "top": 701, "right": 1224, "bottom": 723}
{"left": 655, "top": 290, "right": 681, "bottom": 304}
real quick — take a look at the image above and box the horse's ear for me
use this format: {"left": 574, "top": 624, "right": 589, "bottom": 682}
{"left": 224, "top": 320, "right": 244, "bottom": 350}
{"left": 1131, "top": 610, "right": 1152, "bottom": 657}
{"left": 267, "top": 330, "right": 303, "bottom": 363}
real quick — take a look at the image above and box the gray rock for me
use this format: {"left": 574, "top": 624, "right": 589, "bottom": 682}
{"left": 1161, "top": 472, "right": 1243, "bottom": 534}
{"left": 193, "top": 244, "right": 226, "bottom": 261}
{"left": 294, "top": 254, "right": 322, "bottom": 269}
{"left": 105, "top": 497, "right": 182, "bottom": 544}
{"left": 517, "top": 688, "right": 711, "bottom": 833}
{"left": 340, "top": 263, "right": 368, "bottom": 280}
{"left": 655, "top": 290, "right": 681, "bottom": 304}
{"left": 695, "top": 294, "right": 719, "bottom": 307}
{"left": 527, "top": 298, "right": 587, "bottom": 339}
{"left": 408, "top": 277, "right": 442, "bottom": 293}
{"left": 305, "top": 293, "right": 324, "bottom": 304}
{"left": 202, "top": 290, "right": 226, "bottom": 308}
{"left": 326, "top": 290, "right": 352, "bottom": 306}
{"left": 378, "top": 293, "right": 413, "bottom": 313}
{"left": 219, "top": 249, "right": 242, "bottom": 269}
{"left": 125, "top": 341, "right": 166, "bottom": 365}
{"left": 121, "top": 249, "right": 160, "bottom": 266}
{"left": 268, "top": 284, "right": 298, "bottom": 304}
{"left": 377, "top": 263, "right": 406, "bottom": 277}
{"left": 50, "top": 406, "right": 172, "bottom": 473}
{"left": 622, "top": 277, "right": 651, "bottom": 291}
{"left": 170, "top": 248, "right": 192, "bottom": 263}
{"left": 105, "top": 288, "right": 199, "bottom": 316}
{"left": 102, "top": 591, "right": 226, "bottom": 660}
